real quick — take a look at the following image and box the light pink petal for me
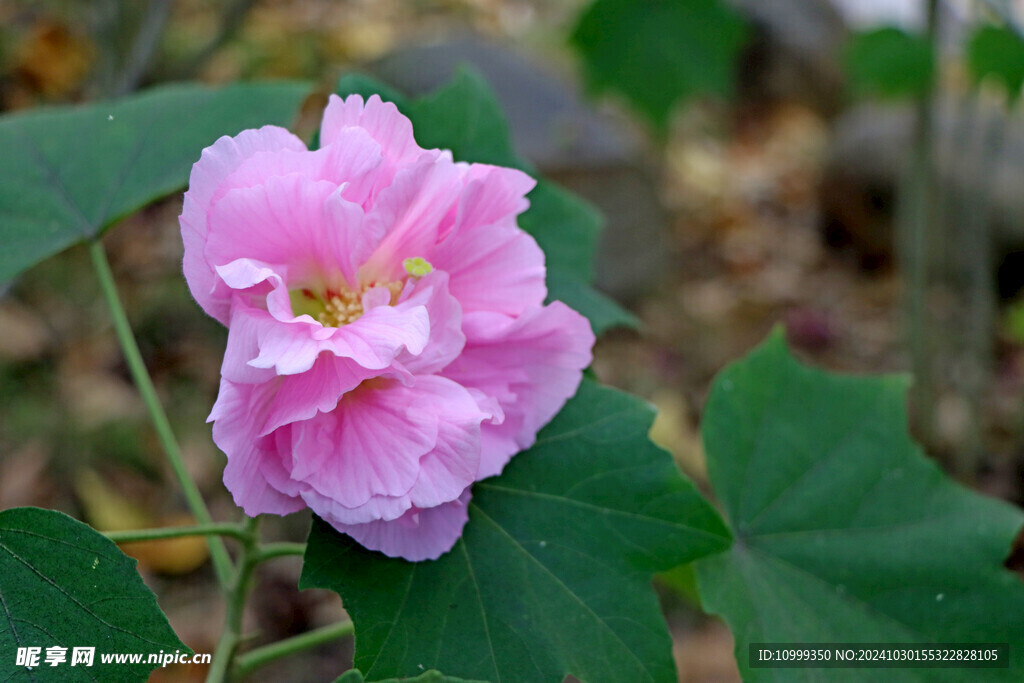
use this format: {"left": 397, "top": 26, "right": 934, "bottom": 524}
{"left": 219, "top": 126, "right": 384, "bottom": 206}
{"left": 433, "top": 221, "right": 547, "bottom": 315}
{"left": 359, "top": 157, "right": 467, "bottom": 282}
{"left": 321, "top": 94, "right": 422, "bottom": 167}
{"left": 452, "top": 164, "right": 536, "bottom": 236}
{"left": 393, "top": 271, "right": 465, "bottom": 375}
{"left": 206, "top": 175, "right": 366, "bottom": 292}
{"left": 210, "top": 379, "right": 304, "bottom": 516}
{"left": 333, "top": 489, "right": 473, "bottom": 561}
{"left": 181, "top": 126, "right": 306, "bottom": 324}
{"left": 442, "top": 303, "right": 595, "bottom": 479}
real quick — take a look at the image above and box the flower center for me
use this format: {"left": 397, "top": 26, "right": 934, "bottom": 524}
{"left": 289, "top": 280, "right": 403, "bottom": 328}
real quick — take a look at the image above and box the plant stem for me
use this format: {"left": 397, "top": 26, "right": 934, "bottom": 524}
{"left": 899, "top": 0, "right": 940, "bottom": 450}
{"left": 232, "top": 619, "right": 355, "bottom": 679}
{"left": 105, "top": 523, "right": 248, "bottom": 544}
{"left": 207, "top": 516, "right": 261, "bottom": 683}
{"left": 255, "top": 542, "right": 307, "bottom": 562}
{"left": 88, "top": 238, "right": 233, "bottom": 587}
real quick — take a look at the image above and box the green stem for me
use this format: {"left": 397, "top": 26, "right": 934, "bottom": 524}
{"left": 255, "top": 542, "right": 307, "bottom": 562}
{"left": 207, "top": 516, "right": 261, "bottom": 683}
{"left": 88, "top": 239, "right": 233, "bottom": 587}
{"left": 105, "top": 523, "right": 248, "bottom": 544}
{"left": 232, "top": 619, "right": 355, "bottom": 679}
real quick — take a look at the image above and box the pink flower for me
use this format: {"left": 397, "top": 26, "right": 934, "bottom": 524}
{"left": 180, "top": 94, "right": 595, "bottom": 561}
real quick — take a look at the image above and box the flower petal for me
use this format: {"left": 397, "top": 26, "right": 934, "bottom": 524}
{"left": 360, "top": 156, "right": 466, "bottom": 282}
{"left": 393, "top": 270, "right": 465, "bottom": 375}
{"left": 332, "top": 489, "right": 473, "bottom": 561}
{"left": 181, "top": 126, "right": 306, "bottom": 323}
{"left": 206, "top": 174, "right": 367, "bottom": 293}
{"left": 433, "top": 221, "right": 547, "bottom": 316}
{"left": 442, "top": 303, "right": 595, "bottom": 479}
{"left": 211, "top": 379, "right": 305, "bottom": 516}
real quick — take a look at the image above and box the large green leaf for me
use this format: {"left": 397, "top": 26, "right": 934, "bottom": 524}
{"left": 967, "top": 25, "right": 1024, "bottom": 100}
{"left": 0, "top": 81, "right": 310, "bottom": 284}
{"left": 301, "top": 380, "right": 731, "bottom": 683}
{"left": 844, "top": 27, "right": 934, "bottom": 99}
{"left": 334, "top": 71, "right": 633, "bottom": 335}
{"left": 0, "top": 507, "right": 189, "bottom": 682}
{"left": 570, "top": 0, "right": 748, "bottom": 130}
{"left": 695, "top": 331, "right": 1024, "bottom": 681}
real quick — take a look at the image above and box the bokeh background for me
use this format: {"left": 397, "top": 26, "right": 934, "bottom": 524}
{"left": 2, "top": 0, "right": 1024, "bottom": 680}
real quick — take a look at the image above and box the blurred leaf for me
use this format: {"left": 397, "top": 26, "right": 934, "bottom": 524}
{"left": 695, "top": 331, "right": 1024, "bottom": 681}
{"left": 967, "top": 25, "right": 1024, "bottom": 99}
{"left": 0, "top": 81, "right": 310, "bottom": 284}
{"left": 406, "top": 69, "right": 520, "bottom": 168}
{"left": 302, "top": 380, "right": 731, "bottom": 683}
{"left": 335, "top": 70, "right": 635, "bottom": 334}
{"left": 571, "top": 0, "right": 748, "bottom": 130}
{"left": 845, "top": 27, "right": 934, "bottom": 98}
{"left": 0, "top": 507, "right": 189, "bottom": 682}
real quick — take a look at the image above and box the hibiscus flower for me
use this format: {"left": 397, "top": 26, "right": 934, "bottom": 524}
{"left": 181, "top": 94, "right": 594, "bottom": 560}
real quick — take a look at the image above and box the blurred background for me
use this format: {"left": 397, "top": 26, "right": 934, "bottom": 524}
{"left": 2, "top": 0, "right": 1024, "bottom": 680}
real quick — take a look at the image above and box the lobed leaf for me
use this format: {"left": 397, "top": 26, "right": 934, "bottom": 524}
{"left": 0, "top": 81, "right": 310, "bottom": 284}
{"left": 0, "top": 507, "right": 189, "bottom": 682}
{"left": 302, "top": 380, "right": 731, "bottom": 683}
{"left": 570, "top": 0, "right": 748, "bottom": 130}
{"left": 695, "top": 331, "right": 1024, "bottom": 681}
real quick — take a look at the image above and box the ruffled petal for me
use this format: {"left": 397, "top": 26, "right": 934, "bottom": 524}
{"left": 219, "top": 126, "right": 384, "bottom": 206}
{"left": 442, "top": 303, "right": 595, "bottom": 479}
{"left": 320, "top": 94, "right": 422, "bottom": 169}
{"left": 181, "top": 126, "right": 306, "bottom": 324}
{"left": 206, "top": 174, "right": 368, "bottom": 293}
{"left": 359, "top": 156, "right": 467, "bottom": 282}
{"left": 332, "top": 489, "right": 473, "bottom": 562}
{"left": 210, "top": 379, "right": 305, "bottom": 516}
{"left": 393, "top": 270, "right": 465, "bottom": 375}
{"left": 291, "top": 376, "right": 486, "bottom": 525}
{"left": 433, "top": 221, "right": 547, "bottom": 316}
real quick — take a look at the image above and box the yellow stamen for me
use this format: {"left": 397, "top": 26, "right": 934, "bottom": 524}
{"left": 314, "top": 281, "right": 402, "bottom": 328}
{"left": 403, "top": 257, "right": 433, "bottom": 278}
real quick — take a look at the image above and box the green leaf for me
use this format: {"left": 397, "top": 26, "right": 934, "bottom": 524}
{"left": 406, "top": 69, "right": 521, "bottom": 169}
{"left": 571, "top": 0, "right": 748, "bottom": 130}
{"left": 0, "top": 81, "right": 310, "bottom": 284}
{"left": 334, "top": 70, "right": 635, "bottom": 333}
{"left": 335, "top": 669, "right": 486, "bottom": 683}
{"left": 302, "top": 380, "right": 731, "bottom": 683}
{"left": 967, "top": 25, "right": 1024, "bottom": 99}
{"left": 695, "top": 331, "right": 1024, "bottom": 681}
{"left": 0, "top": 507, "right": 189, "bottom": 682}
{"left": 845, "top": 27, "right": 935, "bottom": 98}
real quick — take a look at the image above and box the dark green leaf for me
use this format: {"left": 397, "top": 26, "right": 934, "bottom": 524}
{"left": 967, "top": 25, "right": 1024, "bottom": 99}
{"left": 406, "top": 69, "right": 521, "bottom": 169}
{"left": 0, "top": 81, "right": 310, "bottom": 284}
{"left": 695, "top": 331, "right": 1024, "bottom": 681}
{"left": 845, "top": 27, "right": 934, "bottom": 98}
{"left": 335, "top": 669, "right": 486, "bottom": 683}
{"left": 333, "top": 70, "right": 635, "bottom": 332}
{"left": 571, "top": 0, "right": 748, "bottom": 129}
{"left": 0, "top": 507, "right": 189, "bottom": 682}
{"left": 545, "top": 270, "right": 639, "bottom": 336}
{"left": 302, "top": 380, "right": 731, "bottom": 683}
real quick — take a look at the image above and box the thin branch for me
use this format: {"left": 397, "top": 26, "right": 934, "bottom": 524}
{"left": 105, "top": 523, "right": 249, "bottom": 544}
{"left": 88, "top": 239, "right": 234, "bottom": 588}
{"left": 232, "top": 620, "right": 356, "bottom": 678}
